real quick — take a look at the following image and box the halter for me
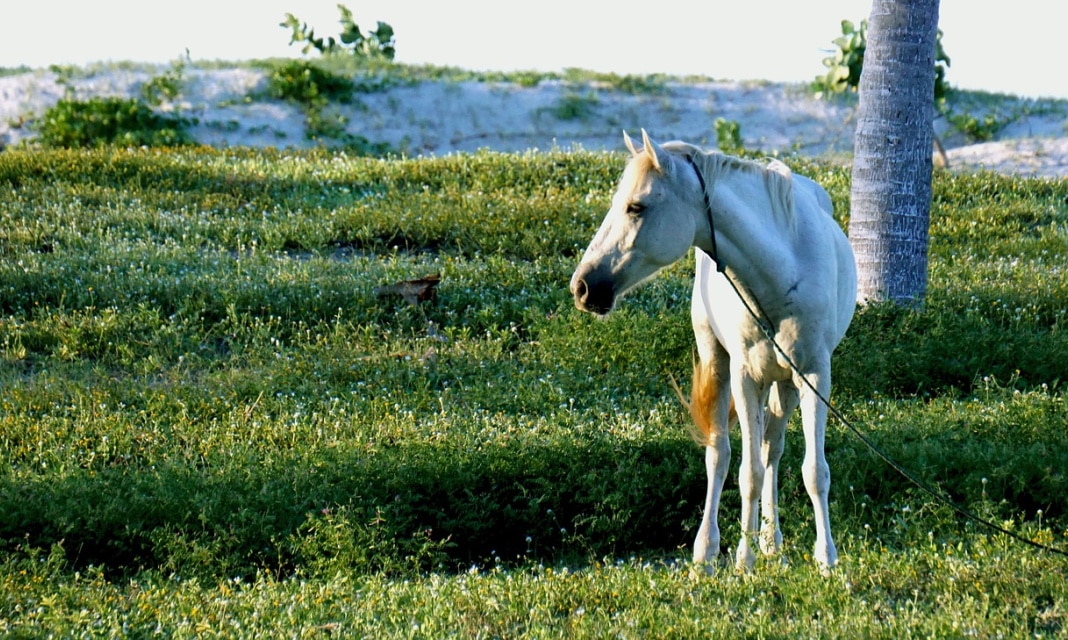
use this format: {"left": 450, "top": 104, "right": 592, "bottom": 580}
{"left": 683, "top": 154, "right": 725, "bottom": 273}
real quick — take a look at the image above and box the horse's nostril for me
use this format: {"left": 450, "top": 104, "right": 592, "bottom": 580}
{"left": 572, "top": 273, "right": 613, "bottom": 315}
{"left": 575, "top": 278, "right": 589, "bottom": 302}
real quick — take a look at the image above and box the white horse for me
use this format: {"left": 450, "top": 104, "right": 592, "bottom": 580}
{"left": 570, "top": 130, "right": 857, "bottom": 573}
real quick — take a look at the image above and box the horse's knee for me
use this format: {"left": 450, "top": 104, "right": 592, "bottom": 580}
{"left": 740, "top": 460, "right": 766, "bottom": 502}
{"left": 761, "top": 432, "right": 785, "bottom": 465}
{"left": 803, "top": 455, "right": 831, "bottom": 495}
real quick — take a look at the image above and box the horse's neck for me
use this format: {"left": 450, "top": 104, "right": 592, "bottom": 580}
{"left": 704, "top": 172, "right": 799, "bottom": 307}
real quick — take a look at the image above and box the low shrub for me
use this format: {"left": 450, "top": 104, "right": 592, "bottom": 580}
{"left": 265, "top": 60, "right": 355, "bottom": 106}
{"left": 35, "top": 97, "right": 191, "bottom": 149}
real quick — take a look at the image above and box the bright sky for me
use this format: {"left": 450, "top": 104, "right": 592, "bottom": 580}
{"left": 4, "top": 1, "right": 1066, "bottom": 99}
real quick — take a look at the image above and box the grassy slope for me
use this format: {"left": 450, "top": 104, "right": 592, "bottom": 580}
{"left": 0, "top": 146, "right": 1065, "bottom": 636}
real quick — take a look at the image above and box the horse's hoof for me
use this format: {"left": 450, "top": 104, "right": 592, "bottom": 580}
{"left": 690, "top": 561, "right": 717, "bottom": 578}
{"left": 735, "top": 540, "right": 756, "bottom": 573}
{"left": 814, "top": 555, "right": 837, "bottom": 577}
{"left": 814, "top": 542, "right": 838, "bottom": 576}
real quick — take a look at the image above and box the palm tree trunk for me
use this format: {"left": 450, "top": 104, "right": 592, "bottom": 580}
{"left": 848, "top": 0, "right": 941, "bottom": 306}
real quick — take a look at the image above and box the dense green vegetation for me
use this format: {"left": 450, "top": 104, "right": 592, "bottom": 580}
{"left": 0, "top": 146, "right": 1065, "bottom": 636}
{"left": 33, "top": 97, "right": 192, "bottom": 149}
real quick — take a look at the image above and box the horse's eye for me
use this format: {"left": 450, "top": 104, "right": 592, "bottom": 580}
{"left": 625, "top": 202, "right": 646, "bottom": 216}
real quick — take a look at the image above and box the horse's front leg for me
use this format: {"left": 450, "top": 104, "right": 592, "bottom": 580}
{"left": 733, "top": 373, "right": 768, "bottom": 572}
{"left": 799, "top": 368, "right": 837, "bottom": 573}
{"left": 760, "top": 381, "right": 799, "bottom": 558}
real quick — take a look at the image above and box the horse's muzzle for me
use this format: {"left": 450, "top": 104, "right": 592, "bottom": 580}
{"left": 571, "top": 265, "right": 615, "bottom": 315}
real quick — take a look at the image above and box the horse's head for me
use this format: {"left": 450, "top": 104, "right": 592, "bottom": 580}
{"left": 570, "top": 130, "right": 703, "bottom": 315}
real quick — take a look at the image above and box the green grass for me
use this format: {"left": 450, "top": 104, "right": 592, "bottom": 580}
{"left": 0, "top": 147, "right": 1066, "bottom": 636}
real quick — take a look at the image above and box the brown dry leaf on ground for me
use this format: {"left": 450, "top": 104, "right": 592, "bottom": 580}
{"left": 373, "top": 274, "right": 441, "bottom": 305}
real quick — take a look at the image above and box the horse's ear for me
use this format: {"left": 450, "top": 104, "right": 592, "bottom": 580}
{"left": 623, "top": 130, "right": 640, "bottom": 157}
{"left": 640, "top": 129, "right": 662, "bottom": 172}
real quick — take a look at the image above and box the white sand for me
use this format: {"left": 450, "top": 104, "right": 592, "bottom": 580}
{"left": 2, "top": 66, "right": 1066, "bottom": 178}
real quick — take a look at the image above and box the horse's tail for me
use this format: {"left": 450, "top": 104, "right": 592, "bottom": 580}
{"left": 669, "top": 353, "right": 736, "bottom": 447}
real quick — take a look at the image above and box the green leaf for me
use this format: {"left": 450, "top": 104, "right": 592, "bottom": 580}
{"left": 340, "top": 27, "right": 361, "bottom": 45}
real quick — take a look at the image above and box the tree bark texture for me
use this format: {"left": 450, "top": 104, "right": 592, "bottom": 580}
{"left": 848, "top": 0, "right": 941, "bottom": 305}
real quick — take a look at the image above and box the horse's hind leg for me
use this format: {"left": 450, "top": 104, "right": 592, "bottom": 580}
{"left": 689, "top": 351, "right": 732, "bottom": 570}
{"left": 760, "top": 381, "right": 798, "bottom": 558}
{"left": 683, "top": 361, "right": 734, "bottom": 564}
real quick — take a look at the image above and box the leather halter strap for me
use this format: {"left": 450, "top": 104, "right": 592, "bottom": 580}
{"left": 683, "top": 153, "right": 725, "bottom": 273}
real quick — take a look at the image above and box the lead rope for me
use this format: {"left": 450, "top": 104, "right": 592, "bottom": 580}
{"left": 685, "top": 155, "right": 1068, "bottom": 559}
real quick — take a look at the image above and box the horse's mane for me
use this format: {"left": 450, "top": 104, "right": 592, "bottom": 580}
{"left": 662, "top": 142, "right": 795, "bottom": 228}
